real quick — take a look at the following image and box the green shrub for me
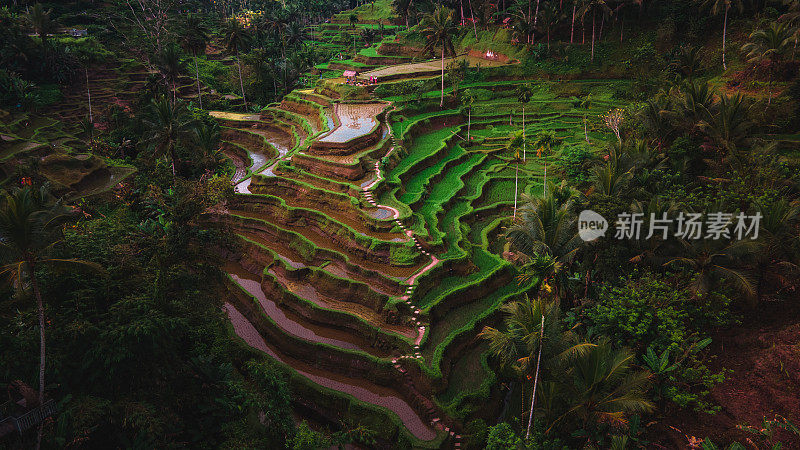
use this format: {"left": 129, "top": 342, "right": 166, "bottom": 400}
{"left": 485, "top": 423, "right": 521, "bottom": 450}
{"left": 573, "top": 272, "right": 735, "bottom": 413}
{"left": 558, "top": 144, "right": 595, "bottom": 183}
{"left": 389, "top": 244, "right": 419, "bottom": 266}
{"left": 57, "top": 37, "right": 113, "bottom": 63}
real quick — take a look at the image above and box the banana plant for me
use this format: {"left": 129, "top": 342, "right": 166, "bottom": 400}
{"left": 641, "top": 346, "right": 680, "bottom": 376}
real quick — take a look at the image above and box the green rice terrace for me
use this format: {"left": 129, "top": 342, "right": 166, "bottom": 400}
{"left": 3, "top": 0, "right": 800, "bottom": 448}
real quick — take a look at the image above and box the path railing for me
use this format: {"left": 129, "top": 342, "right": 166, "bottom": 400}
{"left": 0, "top": 399, "right": 57, "bottom": 434}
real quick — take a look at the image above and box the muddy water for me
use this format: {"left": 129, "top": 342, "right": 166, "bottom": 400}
{"left": 228, "top": 210, "right": 422, "bottom": 279}
{"left": 224, "top": 302, "right": 437, "bottom": 442}
{"left": 318, "top": 103, "right": 386, "bottom": 143}
{"left": 228, "top": 204, "right": 405, "bottom": 243}
{"left": 226, "top": 262, "right": 386, "bottom": 355}
{"left": 236, "top": 126, "right": 294, "bottom": 193}
{"left": 268, "top": 266, "right": 416, "bottom": 340}
{"left": 367, "top": 208, "right": 393, "bottom": 220}
{"left": 235, "top": 230, "right": 402, "bottom": 297}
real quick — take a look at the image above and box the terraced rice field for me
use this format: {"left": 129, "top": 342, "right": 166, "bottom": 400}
{"left": 360, "top": 55, "right": 509, "bottom": 81}
{"left": 210, "top": 50, "right": 630, "bottom": 446}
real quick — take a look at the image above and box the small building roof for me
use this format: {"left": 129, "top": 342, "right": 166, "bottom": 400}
{"left": 343, "top": 70, "right": 358, "bottom": 77}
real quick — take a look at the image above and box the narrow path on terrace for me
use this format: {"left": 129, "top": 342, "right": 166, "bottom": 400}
{"left": 214, "top": 84, "right": 460, "bottom": 445}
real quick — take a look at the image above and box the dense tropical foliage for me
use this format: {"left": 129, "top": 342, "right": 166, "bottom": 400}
{"left": 2, "top": 0, "right": 800, "bottom": 448}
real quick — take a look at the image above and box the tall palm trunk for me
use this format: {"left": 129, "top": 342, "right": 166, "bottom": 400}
{"left": 722, "top": 6, "right": 729, "bottom": 70}
{"left": 86, "top": 68, "right": 93, "bottom": 124}
{"left": 170, "top": 146, "right": 177, "bottom": 176}
{"left": 236, "top": 54, "right": 247, "bottom": 109}
{"left": 468, "top": 0, "right": 478, "bottom": 39}
{"left": 570, "top": 3, "right": 575, "bottom": 43}
{"left": 599, "top": 12, "right": 604, "bottom": 41}
{"left": 30, "top": 260, "right": 45, "bottom": 450}
{"left": 525, "top": 315, "right": 545, "bottom": 439}
{"left": 532, "top": 0, "right": 541, "bottom": 44}
{"left": 194, "top": 57, "right": 203, "bottom": 109}
{"left": 591, "top": 9, "right": 596, "bottom": 62}
{"left": 440, "top": 46, "right": 445, "bottom": 108}
{"left": 514, "top": 162, "right": 519, "bottom": 218}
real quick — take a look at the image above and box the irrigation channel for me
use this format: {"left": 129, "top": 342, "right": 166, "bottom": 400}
{"left": 208, "top": 93, "right": 455, "bottom": 446}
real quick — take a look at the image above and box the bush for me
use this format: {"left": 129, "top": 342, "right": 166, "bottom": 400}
{"left": 57, "top": 36, "right": 113, "bottom": 63}
{"left": 389, "top": 244, "right": 420, "bottom": 266}
{"left": 485, "top": 423, "right": 521, "bottom": 450}
{"left": 573, "top": 272, "right": 735, "bottom": 412}
{"left": 558, "top": 144, "right": 595, "bottom": 184}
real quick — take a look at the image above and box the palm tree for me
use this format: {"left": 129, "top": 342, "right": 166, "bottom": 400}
{"left": 421, "top": 6, "right": 457, "bottom": 108}
{"left": 156, "top": 43, "right": 186, "bottom": 104}
{"left": 697, "top": 0, "right": 744, "bottom": 70}
{"left": 741, "top": 22, "right": 796, "bottom": 104}
{"left": 578, "top": 0, "right": 612, "bottom": 62}
{"left": 25, "top": 3, "right": 55, "bottom": 44}
{"left": 546, "top": 338, "right": 654, "bottom": 433}
{"left": 223, "top": 19, "right": 252, "bottom": 109}
{"left": 664, "top": 237, "right": 757, "bottom": 304}
{"left": 670, "top": 46, "right": 704, "bottom": 83}
{"left": 479, "top": 296, "right": 591, "bottom": 439}
{"left": 392, "top": 0, "right": 414, "bottom": 27}
{"left": 507, "top": 193, "right": 583, "bottom": 292}
{"left": 193, "top": 122, "right": 224, "bottom": 169}
{"left": 590, "top": 161, "right": 632, "bottom": 196}
{"left": 751, "top": 200, "right": 800, "bottom": 304}
{"left": 530, "top": 130, "right": 559, "bottom": 193}
{"left": 537, "top": 1, "right": 564, "bottom": 51}
{"left": 505, "top": 130, "right": 527, "bottom": 216}
{"left": 141, "top": 98, "right": 196, "bottom": 176}
{"left": 0, "top": 186, "right": 102, "bottom": 449}
{"left": 698, "top": 93, "right": 752, "bottom": 157}
{"left": 510, "top": 8, "right": 536, "bottom": 44}
{"left": 180, "top": 14, "right": 209, "bottom": 110}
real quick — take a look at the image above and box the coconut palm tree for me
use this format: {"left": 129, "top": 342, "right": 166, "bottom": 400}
{"left": 392, "top": 0, "right": 414, "bottom": 27}
{"left": 180, "top": 14, "right": 209, "bottom": 110}
{"left": 479, "top": 296, "right": 592, "bottom": 439}
{"left": 670, "top": 46, "right": 704, "bottom": 83}
{"left": 155, "top": 43, "right": 186, "bottom": 104}
{"left": 698, "top": 93, "right": 752, "bottom": 157}
{"left": 590, "top": 161, "right": 632, "bottom": 196}
{"left": 697, "top": 0, "right": 744, "bottom": 70}
{"left": 223, "top": 19, "right": 252, "bottom": 109}
{"left": 193, "top": 122, "right": 224, "bottom": 169}
{"left": 25, "top": 3, "right": 55, "bottom": 44}
{"left": 510, "top": 8, "right": 536, "bottom": 44}
{"left": 421, "top": 5, "right": 457, "bottom": 108}
{"left": 141, "top": 98, "right": 196, "bottom": 176}
{"left": 546, "top": 338, "right": 654, "bottom": 433}
{"left": 751, "top": 199, "right": 800, "bottom": 304}
{"left": 741, "top": 22, "right": 796, "bottom": 104}
{"left": 506, "top": 192, "right": 583, "bottom": 286}
{"left": 530, "top": 130, "right": 559, "bottom": 193}
{"left": 537, "top": 1, "right": 564, "bottom": 51}
{"left": 578, "top": 0, "right": 612, "bottom": 62}
{"left": 0, "top": 186, "right": 102, "bottom": 449}
{"left": 505, "top": 130, "right": 528, "bottom": 216}
{"left": 664, "top": 237, "right": 757, "bottom": 304}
